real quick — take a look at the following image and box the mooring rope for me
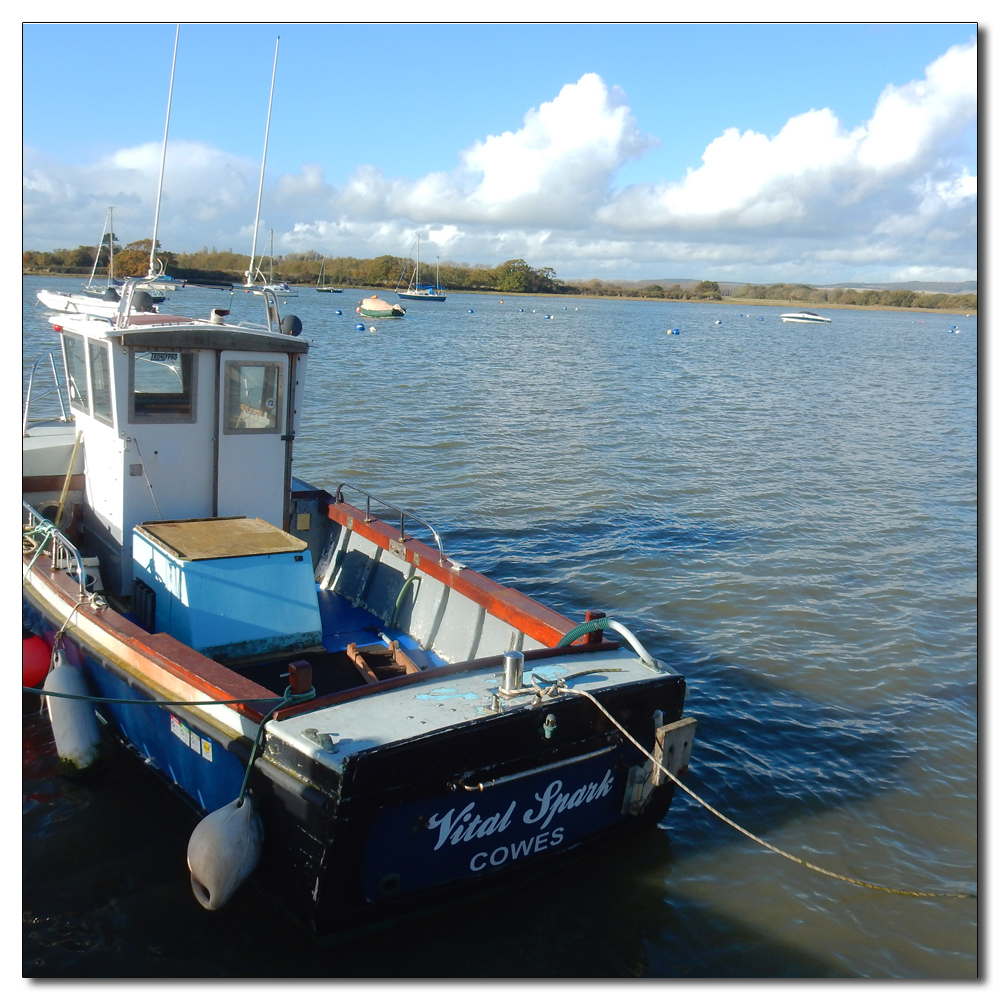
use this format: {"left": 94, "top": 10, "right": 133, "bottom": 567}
{"left": 23, "top": 687, "right": 292, "bottom": 707}
{"left": 235, "top": 685, "right": 316, "bottom": 806}
{"left": 558, "top": 681, "right": 976, "bottom": 900}
{"left": 24, "top": 681, "right": 315, "bottom": 809}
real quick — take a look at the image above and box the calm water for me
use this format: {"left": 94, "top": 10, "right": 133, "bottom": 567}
{"left": 22, "top": 277, "right": 978, "bottom": 978}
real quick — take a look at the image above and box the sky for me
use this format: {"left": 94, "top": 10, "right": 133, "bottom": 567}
{"left": 21, "top": 17, "right": 979, "bottom": 285}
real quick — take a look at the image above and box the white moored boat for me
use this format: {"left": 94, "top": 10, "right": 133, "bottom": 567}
{"left": 780, "top": 311, "right": 832, "bottom": 323}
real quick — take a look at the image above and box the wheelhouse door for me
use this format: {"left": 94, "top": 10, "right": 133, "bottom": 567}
{"left": 215, "top": 351, "right": 289, "bottom": 528}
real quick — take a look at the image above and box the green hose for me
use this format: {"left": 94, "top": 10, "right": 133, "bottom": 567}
{"left": 555, "top": 617, "right": 611, "bottom": 647}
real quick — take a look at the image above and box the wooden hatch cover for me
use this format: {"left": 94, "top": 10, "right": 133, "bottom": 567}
{"left": 136, "top": 516, "right": 308, "bottom": 561}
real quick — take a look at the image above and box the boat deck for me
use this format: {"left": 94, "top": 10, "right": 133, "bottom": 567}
{"left": 315, "top": 588, "right": 445, "bottom": 669}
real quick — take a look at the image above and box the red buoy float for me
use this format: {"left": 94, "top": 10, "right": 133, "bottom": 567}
{"left": 23, "top": 635, "right": 51, "bottom": 688}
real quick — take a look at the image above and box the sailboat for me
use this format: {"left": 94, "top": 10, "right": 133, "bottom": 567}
{"left": 35, "top": 208, "right": 142, "bottom": 319}
{"left": 259, "top": 229, "right": 297, "bottom": 297}
{"left": 315, "top": 258, "right": 343, "bottom": 293}
{"left": 81, "top": 207, "right": 123, "bottom": 298}
{"left": 396, "top": 236, "right": 446, "bottom": 302}
{"left": 35, "top": 21, "right": 189, "bottom": 322}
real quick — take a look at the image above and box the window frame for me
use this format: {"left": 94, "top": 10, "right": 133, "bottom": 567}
{"left": 128, "top": 348, "right": 198, "bottom": 424}
{"left": 88, "top": 339, "right": 114, "bottom": 426}
{"left": 61, "top": 332, "right": 90, "bottom": 415}
{"left": 222, "top": 359, "right": 284, "bottom": 435}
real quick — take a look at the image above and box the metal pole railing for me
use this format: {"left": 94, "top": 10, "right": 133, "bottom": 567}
{"left": 333, "top": 482, "right": 447, "bottom": 564}
{"left": 23, "top": 349, "right": 70, "bottom": 436}
{"left": 22, "top": 500, "right": 88, "bottom": 600}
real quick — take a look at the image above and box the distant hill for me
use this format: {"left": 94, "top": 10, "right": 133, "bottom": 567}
{"left": 814, "top": 281, "right": 978, "bottom": 294}
{"left": 616, "top": 278, "right": 978, "bottom": 294}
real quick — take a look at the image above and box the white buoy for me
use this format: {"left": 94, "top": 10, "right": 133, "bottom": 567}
{"left": 188, "top": 796, "right": 264, "bottom": 910}
{"left": 44, "top": 649, "right": 102, "bottom": 774}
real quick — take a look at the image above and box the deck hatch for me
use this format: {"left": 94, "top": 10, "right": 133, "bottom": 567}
{"left": 136, "top": 516, "right": 308, "bottom": 561}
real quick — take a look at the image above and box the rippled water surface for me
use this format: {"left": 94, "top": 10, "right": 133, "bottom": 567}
{"left": 22, "top": 278, "right": 977, "bottom": 977}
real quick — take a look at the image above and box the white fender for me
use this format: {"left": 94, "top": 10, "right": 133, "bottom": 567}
{"left": 43, "top": 650, "right": 102, "bottom": 774}
{"left": 187, "top": 797, "right": 264, "bottom": 910}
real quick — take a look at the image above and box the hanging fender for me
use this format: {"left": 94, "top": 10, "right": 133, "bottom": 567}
{"left": 43, "top": 649, "right": 102, "bottom": 774}
{"left": 187, "top": 797, "right": 264, "bottom": 910}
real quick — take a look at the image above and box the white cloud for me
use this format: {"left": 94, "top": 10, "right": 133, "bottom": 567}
{"left": 336, "top": 73, "right": 654, "bottom": 227}
{"left": 598, "top": 41, "right": 977, "bottom": 236}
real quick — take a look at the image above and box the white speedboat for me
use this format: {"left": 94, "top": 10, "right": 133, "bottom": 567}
{"left": 780, "top": 311, "right": 831, "bottom": 324}
{"left": 36, "top": 285, "right": 161, "bottom": 319}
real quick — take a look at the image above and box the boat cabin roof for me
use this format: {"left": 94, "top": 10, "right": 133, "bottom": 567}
{"left": 119, "top": 323, "right": 309, "bottom": 354}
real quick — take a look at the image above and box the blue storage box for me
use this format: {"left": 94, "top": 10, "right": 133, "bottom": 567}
{"left": 132, "top": 516, "right": 322, "bottom": 661}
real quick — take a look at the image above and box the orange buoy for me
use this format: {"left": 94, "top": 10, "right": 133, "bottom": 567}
{"left": 23, "top": 635, "right": 51, "bottom": 688}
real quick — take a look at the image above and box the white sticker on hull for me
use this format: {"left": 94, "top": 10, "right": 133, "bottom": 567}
{"left": 170, "top": 714, "right": 214, "bottom": 761}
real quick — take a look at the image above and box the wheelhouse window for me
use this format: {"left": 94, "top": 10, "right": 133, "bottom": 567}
{"left": 88, "top": 340, "right": 114, "bottom": 425}
{"left": 129, "top": 349, "right": 196, "bottom": 423}
{"left": 224, "top": 361, "right": 283, "bottom": 434}
{"left": 62, "top": 333, "right": 89, "bottom": 414}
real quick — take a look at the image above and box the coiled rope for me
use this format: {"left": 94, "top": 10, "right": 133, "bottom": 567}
{"left": 22, "top": 518, "right": 59, "bottom": 574}
{"left": 558, "top": 681, "right": 976, "bottom": 900}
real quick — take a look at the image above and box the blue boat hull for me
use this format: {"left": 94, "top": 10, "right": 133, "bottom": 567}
{"left": 22, "top": 597, "right": 248, "bottom": 815}
{"left": 25, "top": 584, "right": 686, "bottom": 940}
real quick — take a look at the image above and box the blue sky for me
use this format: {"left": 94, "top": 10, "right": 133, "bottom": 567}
{"left": 22, "top": 19, "right": 978, "bottom": 284}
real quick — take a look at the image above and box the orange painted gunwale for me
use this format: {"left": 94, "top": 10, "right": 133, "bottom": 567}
{"left": 323, "top": 500, "right": 579, "bottom": 647}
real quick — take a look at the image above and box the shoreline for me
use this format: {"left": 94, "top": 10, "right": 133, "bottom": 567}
{"left": 23, "top": 273, "right": 976, "bottom": 316}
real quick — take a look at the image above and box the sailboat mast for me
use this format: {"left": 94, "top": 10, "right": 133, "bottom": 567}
{"left": 415, "top": 234, "right": 420, "bottom": 286}
{"left": 88, "top": 207, "right": 112, "bottom": 289}
{"left": 149, "top": 24, "right": 179, "bottom": 278}
{"left": 247, "top": 36, "right": 280, "bottom": 286}
{"left": 108, "top": 207, "right": 115, "bottom": 283}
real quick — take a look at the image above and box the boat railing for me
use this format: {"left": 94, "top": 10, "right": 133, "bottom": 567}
{"left": 22, "top": 500, "right": 89, "bottom": 600}
{"left": 112, "top": 277, "right": 286, "bottom": 335}
{"left": 333, "top": 483, "right": 448, "bottom": 565}
{"left": 22, "top": 348, "right": 70, "bottom": 436}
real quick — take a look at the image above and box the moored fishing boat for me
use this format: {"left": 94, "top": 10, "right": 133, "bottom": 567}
{"left": 357, "top": 294, "right": 405, "bottom": 318}
{"left": 22, "top": 276, "right": 695, "bottom": 941}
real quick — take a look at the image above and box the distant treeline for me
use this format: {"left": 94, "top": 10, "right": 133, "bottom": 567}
{"left": 729, "top": 282, "right": 978, "bottom": 312}
{"left": 22, "top": 242, "right": 562, "bottom": 294}
{"left": 23, "top": 244, "right": 977, "bottom": 311}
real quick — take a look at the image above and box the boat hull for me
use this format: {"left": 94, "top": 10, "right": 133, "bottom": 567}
{"left": 22, "top": 554, "right": 687, "bottom": 941}
{"left": 397, "top": 292, "right": 446, "bottom": 302}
